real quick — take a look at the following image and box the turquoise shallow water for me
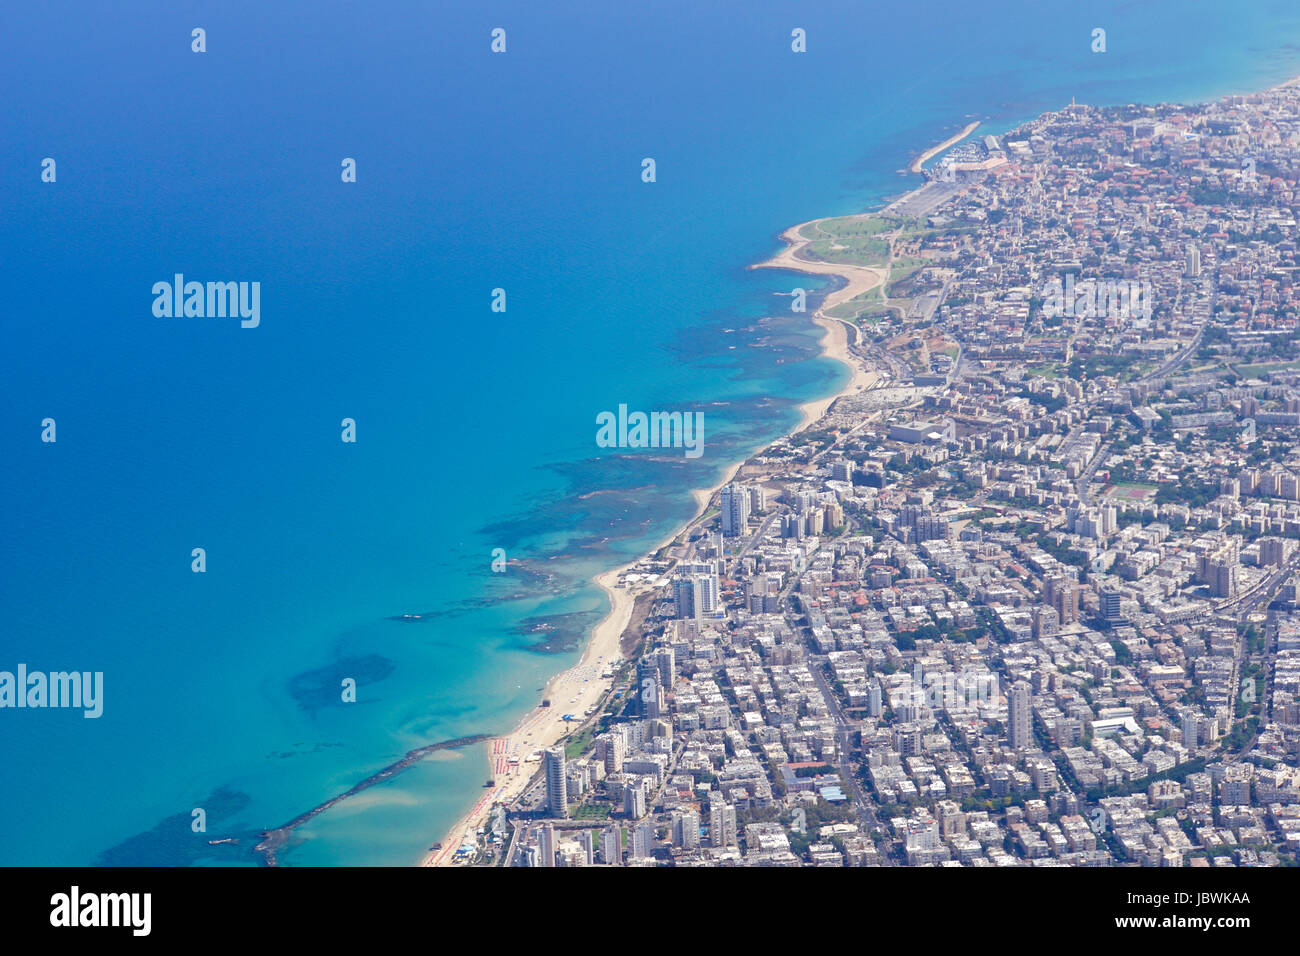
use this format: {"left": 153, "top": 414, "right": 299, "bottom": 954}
{"left": 2, "top": 0, "right": 1299, "bottom": 865}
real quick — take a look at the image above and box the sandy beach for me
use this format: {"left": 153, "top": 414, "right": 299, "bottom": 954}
{"left": 421, "top": 561, "right": 640, "bottom": 866}
{"left": 426, "top": 186, "right": 908, "bottom": 867}
{"left": 750, "top": 221, "right": 884, "bottom": 428}
{"left": 425, "top": 440, "right": 772, "bottom": 866}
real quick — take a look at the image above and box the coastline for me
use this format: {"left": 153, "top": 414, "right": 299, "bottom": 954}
{"left": 424, "top": 133, "right": 955, "bottom": 866}
{"left": 9, "top": 1, "right": 1300, "bottom": 875}
{"left": 422, "top": 70, "right": 1300, "bottom": 865}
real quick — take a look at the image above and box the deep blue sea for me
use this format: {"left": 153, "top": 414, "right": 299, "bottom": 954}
{"left": 2, "top": 0, "right": 1299, "bottom": 865}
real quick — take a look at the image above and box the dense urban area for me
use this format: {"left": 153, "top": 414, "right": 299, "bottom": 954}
{"left": 474, "top": 81, "right": 1300, "bottom": 867}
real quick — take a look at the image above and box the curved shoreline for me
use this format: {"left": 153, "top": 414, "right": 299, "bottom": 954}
{"left": 750, "top": 221, "right": 884, "bottom": 427}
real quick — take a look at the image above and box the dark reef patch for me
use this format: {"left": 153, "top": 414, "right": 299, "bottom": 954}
{"left": 95, "top": 786, "right": 257, "bottom": 866}
{"left": 287, "top": 654, "right": 394, "bottom": 715}
{"left": 513, "top": 608, "right": 604, "bottom": 655}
